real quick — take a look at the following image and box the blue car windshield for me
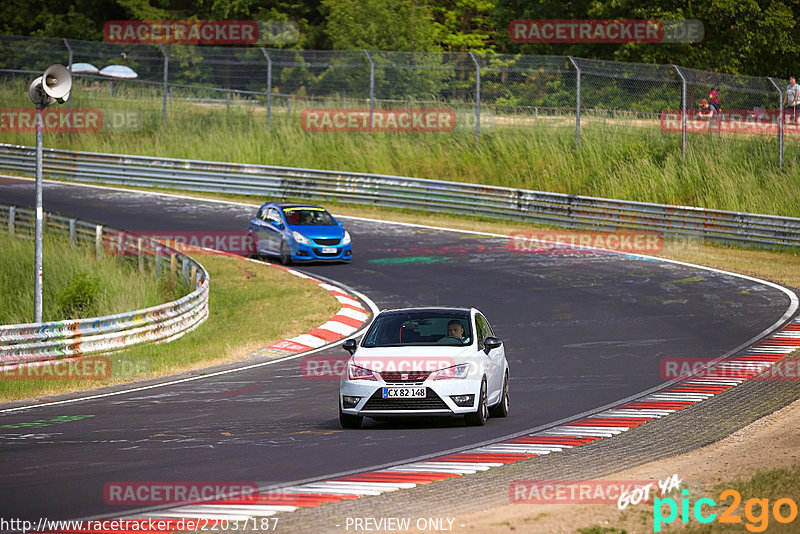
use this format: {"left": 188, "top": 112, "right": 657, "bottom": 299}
{"left": 362, "top": 311, "right": 472, "bottom": 347}
{"left": 283, "top": 207, "right": 335, "bottom": 226}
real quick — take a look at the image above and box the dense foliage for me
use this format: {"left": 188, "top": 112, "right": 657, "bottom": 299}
{"left": 2, "top": 0, "right": 798, "bottom": 77}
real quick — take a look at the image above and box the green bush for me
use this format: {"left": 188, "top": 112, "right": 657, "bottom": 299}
{"left": 57, "top": 271, "right": 100, "bottom": 318}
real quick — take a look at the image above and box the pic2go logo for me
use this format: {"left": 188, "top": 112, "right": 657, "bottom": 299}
{"left": 654, "top": 489, "right": 799, "bottom": 532}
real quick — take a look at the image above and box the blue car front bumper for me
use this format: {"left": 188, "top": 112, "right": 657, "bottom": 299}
{"left": 292, "top": 242, "right": 352, "bottom": 262}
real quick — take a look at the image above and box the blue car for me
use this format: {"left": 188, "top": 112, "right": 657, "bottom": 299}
{"left": 247, "top": 202, "right": 352, "bottom": 264}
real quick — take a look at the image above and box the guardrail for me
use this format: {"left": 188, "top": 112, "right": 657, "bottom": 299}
{"left": 0, "top": 203, "right": 210, "bottom": 365}
{"left": 1, "top": 143, "right": 800, "bottom": 248}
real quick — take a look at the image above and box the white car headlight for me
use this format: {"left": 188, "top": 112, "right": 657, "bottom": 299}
{"left": 292, "top": 231, "right": 311, "bottom": 245}
{"left": 348, "top": 363, "right": 377, "bottom": 381}
{"left": 431, "top": 363, "right": 470, "bottom": 380}
{"left": 342, "top": 230, "right": 351, "bottom": 245}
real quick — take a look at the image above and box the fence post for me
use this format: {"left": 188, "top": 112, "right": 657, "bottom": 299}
{"left": 673, "top": 65, "right": 687, "bottom": 160}
{"left": 63, "top": 39, "right": 73, "bottom": 117}
{"left": 8, "top": 206, "right": 15, "bottom": 236}
{"left": 137, "top": 236, "right": 145, "bottom": 272}
{"left": 95, "top": 225, "right": 103, "bottom": 258}
{"left": 568, "top": 56, "right": 581, "bottom": 148}
{"left": 469, "top": 52, "right": 481, "bottom": 147}
{"left": 363, "top": 50, "right": 375, "bottom": 130}
{"left": 261, "top": 48, "right": 272, "bottom": 129}
{"left": 156, "top": 249, "right": 163, "bottom": 278}
{"left": 768, "top": 77, "right": 784, "bottom": 169}
{"left": 159, "top": 44, "right": 168, "bottom": 127}
{"left": 69, "top": 218, "right": 76, "bottom": 246}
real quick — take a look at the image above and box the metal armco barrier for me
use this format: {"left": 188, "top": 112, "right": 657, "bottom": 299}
{"left": 0, "top": 202, "right": 210, "bottom": 365}
{"left": 1, "top": 143, "right": 800, "bottom": 248}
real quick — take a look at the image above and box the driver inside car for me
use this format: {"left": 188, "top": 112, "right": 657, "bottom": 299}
{"left": 441, "top": 319, "right": 468, "bottom": 343}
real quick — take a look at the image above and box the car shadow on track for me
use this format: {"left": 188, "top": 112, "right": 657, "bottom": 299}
{"left": 324, "top": 416, "right": 470, "bottom": 430}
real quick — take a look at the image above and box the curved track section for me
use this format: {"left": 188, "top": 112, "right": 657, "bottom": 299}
{"left": 0, "top": 176, "right": 795, "bottom": 524}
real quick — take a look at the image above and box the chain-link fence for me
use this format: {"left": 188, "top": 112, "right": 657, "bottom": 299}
{"left": 0, "top": 34, "right": 793, "bottom": 166}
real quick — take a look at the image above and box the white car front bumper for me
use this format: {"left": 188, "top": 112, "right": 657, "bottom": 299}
{"left": 340, "top": 377, "right": 482, "bottom": 417}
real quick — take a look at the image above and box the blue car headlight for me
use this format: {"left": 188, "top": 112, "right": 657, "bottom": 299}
{"left": 342, "top": 230, "right": 351, "bottom": 246}
{"left": 292, "top": 231, "right": 312, "bottom": 245}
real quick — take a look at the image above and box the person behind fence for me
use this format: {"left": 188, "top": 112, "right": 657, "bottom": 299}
{"left": 785, "top": 76, "right": 800, "bottom": 124}
{"left": 698, "top": 98, "right": 714, "bottom": 118}
{"left": 708, "top": 84, "right": 720, "bottom": 112}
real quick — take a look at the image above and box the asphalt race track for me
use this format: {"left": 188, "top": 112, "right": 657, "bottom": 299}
{"left": 0, "top": 176, "right": 795, "bottom": 523}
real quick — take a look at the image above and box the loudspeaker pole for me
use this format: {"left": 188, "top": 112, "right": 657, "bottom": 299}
{"left": 34, "top": 105, "right": 44, "bottom": 322}
{"left": 28, "top": 64, "right": 71, "bottom": 323}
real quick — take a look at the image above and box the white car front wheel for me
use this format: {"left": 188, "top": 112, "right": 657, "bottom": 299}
{"left": 465, "top": 379, "right": 488, "bottom": 426}
{"left": 489, "top": 371, "right": 509, "bottom": 418}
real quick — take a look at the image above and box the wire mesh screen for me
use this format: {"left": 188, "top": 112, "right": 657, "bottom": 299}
{"left": 0, "top": 34, "right": 790, "bottom": 165}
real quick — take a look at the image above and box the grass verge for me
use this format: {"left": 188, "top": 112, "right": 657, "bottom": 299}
{"left": 0, "top": 251, "right": 340, "bottom": 402}
{"left": 0, "top": 232, "right": 176, "bottom": 324}
{"left": 1, "top": 78, "right": 799, "bottom": 217}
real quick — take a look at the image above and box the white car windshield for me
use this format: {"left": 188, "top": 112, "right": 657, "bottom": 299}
{"left": 362, "top": 311, "right": 472, "bottom": 347}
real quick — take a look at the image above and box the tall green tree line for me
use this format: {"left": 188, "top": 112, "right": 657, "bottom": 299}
{"left": 2, "top": 0, "right": 798, "bottom": 77}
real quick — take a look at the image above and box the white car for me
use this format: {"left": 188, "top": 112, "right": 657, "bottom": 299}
{"left": 339, "top": 307, "right": 509, "bottom": 429}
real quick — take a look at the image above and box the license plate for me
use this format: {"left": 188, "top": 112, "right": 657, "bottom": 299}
{"left": 321, "top": 247, "right": 337, "bottom": 254}
{"left": 382, "top": 387, "right": 426, "bottom": 399}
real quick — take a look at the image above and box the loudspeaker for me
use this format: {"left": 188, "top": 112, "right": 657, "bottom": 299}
{"left": 29, "top": 76, "right": 53, "bottom": 107}
{"left": 42, "top": 64, "right": 72, "bottom": 103}
{"left": 28, "top": 64, "right": 72, "bottom": 107}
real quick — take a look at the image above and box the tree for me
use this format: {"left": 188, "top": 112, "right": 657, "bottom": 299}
{"left": 322, "top": 0, "right": 440, "bottom": 52}
{"left": 0, "top": 0, "right": 121, "bottom": 39}
{"left": 429, "top": 0, "right": 497, "bottom": 52}
{"left": 491, "top": 0, "right": 800, "bottom": 77}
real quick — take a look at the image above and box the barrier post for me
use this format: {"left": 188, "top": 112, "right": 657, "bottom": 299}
{"left": 95, "top": 225, "right": 103, "bottom": 258}
{"left": 69, "top": 218, "right": 76, "bottom": 246}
